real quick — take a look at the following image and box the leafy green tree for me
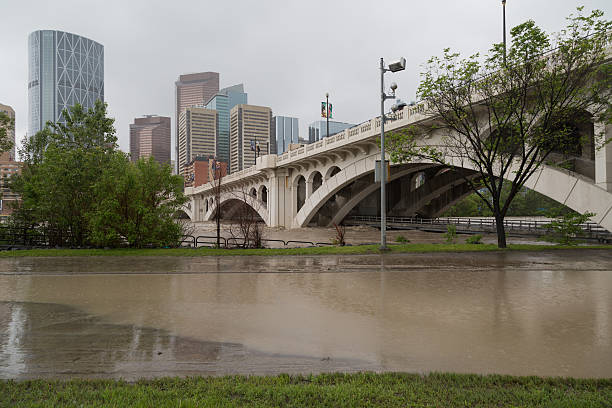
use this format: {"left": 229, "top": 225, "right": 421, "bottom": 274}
{"left": 0, "top": 111, "right": 14, "bottom": 155}
{"left": 11, "top": 101, "right": 116, "bottom": 246}
{"left": 443, "top": 185, "right": 575, "bottom": 217}
{"left": 10, "top": 100, "right": 186, "bottom": 248}
{"left": 88, "top": 155, "right": 186, "bottom": 248}
{"left": 388, "top": 8, "right": 611, "bottom": 248}
{"left": 543, "top": 211, "right": 595, "bottom": 245}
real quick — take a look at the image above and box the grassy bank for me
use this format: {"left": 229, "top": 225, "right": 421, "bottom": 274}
{"left": 2, "top": 373, "right": 610, "bottom": 407}
{"left": 0, "top": 243, "right": 609, "bottom": 257}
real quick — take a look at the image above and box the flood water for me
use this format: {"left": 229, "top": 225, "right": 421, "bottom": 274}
{"left": 1, "top": 250, "right": 611, "bottom": 380}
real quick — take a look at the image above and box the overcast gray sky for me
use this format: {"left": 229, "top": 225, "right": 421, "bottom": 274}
{"left": 1, "top": 0, "right": 610, "bottom": 159}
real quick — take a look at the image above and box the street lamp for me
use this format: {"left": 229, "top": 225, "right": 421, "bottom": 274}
{"left": 325, "top": 92, "right": 330, "bottom": 139}
{"left": 379, "top": 57, "right": 405, "bottom": 250}
{"left": 502, "top": 0, "right": 507, "bottom": 65}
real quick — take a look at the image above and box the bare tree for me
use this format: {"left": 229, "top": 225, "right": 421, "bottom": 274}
{"left": 388, "top": 8, "right": 612, "bottom": 248}
{"left": 225, "top": 187, "right": 266, "bottom": 249}
{"left": 210, "top": 160, "right": 224, "bottom": 248}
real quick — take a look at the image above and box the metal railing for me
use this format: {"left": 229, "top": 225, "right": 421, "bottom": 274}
{"left": 345, "top": 215, "right": 611, "bottom": 237}
{"left": 180, "top": 235, "right": 333, "bottom": 249}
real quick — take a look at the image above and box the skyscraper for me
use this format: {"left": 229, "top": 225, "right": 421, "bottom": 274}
{"left": 177, "top": 107, "right": 218, "bottom": 172}
{"left": 229, "top": 104, "right": 273, "bottom": 173}
{"left": 308, "top": 120, "right": 355, "bottom": 144}
{"left": 175, "top": 72, "right": 219, "bottom": 172}
{"left": 273, "top": 116, "right": 299, "bottom": 154}
{"left": 0, "top": 103, "right": 15, "bottom": 160}
{"left": 129, "top": 115, "right": 171, "bottom": 164}
{"left": 205, "top": 84, "right": 247, "bottom": 173}
{"left": 28, "top": 30, "right": 104, "bottom": 136}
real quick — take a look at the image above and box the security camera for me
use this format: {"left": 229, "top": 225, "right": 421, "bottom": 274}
{"left": 388, "top": 57, "right": 406, "bottom": 72}
{"left": 390, "top": 82, "right": 398, "bottom": 91}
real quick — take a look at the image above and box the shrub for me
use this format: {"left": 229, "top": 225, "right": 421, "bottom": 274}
{"left": 543, "top": 211, "right": 595, "bottom": 245}
{"left": 466, "top": 234, "right": 483, "bottom": 244}
{"left": 396, "top": 235, "right": 410, "bottom": 243}
{"left": 444, "top": 224, "right": 457, "bottom": 243}
{"left": 332, "top": 223, "right": 346, "bottom": 246}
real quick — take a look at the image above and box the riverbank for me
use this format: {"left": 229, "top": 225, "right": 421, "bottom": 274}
{"left": 2, "top": 373, "right": 610, "bottom": 407}
{"left": 0, "top": 243, "right": 609, "bottom": 257}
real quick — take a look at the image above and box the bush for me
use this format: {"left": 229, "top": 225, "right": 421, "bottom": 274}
{"left": 543, "top": 211, "right": 595, "bottom": 245}
{"left": 444, "top": 224, "right": 457, "bottom": 243}
{"left": 466, "top": 234, "right": 483, "bottom": 244}
{"left": 331, "top": 223, "right": 346, "bottom": 246}
{"left": 396, "top": 235, "right": 410, "bottom": 243}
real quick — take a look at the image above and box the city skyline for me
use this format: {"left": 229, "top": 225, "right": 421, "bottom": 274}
{"left": 1, "top": 0, "right": 609, "bottom": 159}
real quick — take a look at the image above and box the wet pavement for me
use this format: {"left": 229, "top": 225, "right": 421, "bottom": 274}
{"left": 1, "top": 250, "right": 611, "bottom": 379}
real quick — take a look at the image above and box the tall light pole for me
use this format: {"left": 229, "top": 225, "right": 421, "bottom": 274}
{"left": 502, "top": 0, "right": 507, "bottom": 66}
{"left": 379, "top": 57, "right": 405, "bottom": 250}
{"left": 325, "top": 92, "right": 330, "bottom": 139}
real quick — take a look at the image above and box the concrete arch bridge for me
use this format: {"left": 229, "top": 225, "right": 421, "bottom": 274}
{"left": 184, "top": 104, "right": 612, "bottom": 233}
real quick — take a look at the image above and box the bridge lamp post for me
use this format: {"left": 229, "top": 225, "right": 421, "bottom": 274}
{"left": 325, "top": 92, "right": 330, "bottom": 139}
{"left": 380, "top": 57, "right": 405, "bottom": 250}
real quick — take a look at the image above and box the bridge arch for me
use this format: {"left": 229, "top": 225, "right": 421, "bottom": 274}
{"left": 325, "top": 165, "right": 341, "bottom": 181}
{"left": 294, "top": 153, "right": 612, "bottom": 231}
{"left": 204, "top": 192, "right": 269, "bottom": 225}
{"left": 307, "top": 170, "right": 323, "bottom": 196}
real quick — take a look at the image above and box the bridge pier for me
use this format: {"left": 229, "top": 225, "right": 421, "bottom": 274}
{"left": 267, "top": 169, "right": 292, "bottom": 228}
{"left": 595, "top": 122, "right": 612, "bottom": 192}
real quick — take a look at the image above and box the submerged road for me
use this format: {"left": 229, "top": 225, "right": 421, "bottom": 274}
{"left": 0, "top": 250, "right": 611, "bottom": 380}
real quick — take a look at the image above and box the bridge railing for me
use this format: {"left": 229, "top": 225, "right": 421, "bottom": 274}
{"left": 344, "top": 215, "right": 611, "bottom": 237}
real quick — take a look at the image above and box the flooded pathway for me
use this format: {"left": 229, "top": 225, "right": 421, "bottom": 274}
{"left": 1, "top": 250, "right": 611, "bottom": 379}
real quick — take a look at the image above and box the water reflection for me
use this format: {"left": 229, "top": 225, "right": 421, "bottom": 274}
{"left": 0, "top": 250, "right": 611, "bottom": 379}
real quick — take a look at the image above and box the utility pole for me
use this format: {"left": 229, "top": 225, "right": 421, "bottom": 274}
{"left": 502, "top": 0, "right": 507, "bottom": 66}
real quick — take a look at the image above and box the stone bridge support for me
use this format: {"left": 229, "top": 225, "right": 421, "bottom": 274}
{"left": 595, "top": 122, "right": 612, "bottom": 191}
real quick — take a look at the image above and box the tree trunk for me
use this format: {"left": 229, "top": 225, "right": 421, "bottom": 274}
{"left": 216, "top": 208, "right": 221, "bottom": 248}
{"left": 495, "top": 213, "right": 507, "bottom": 248}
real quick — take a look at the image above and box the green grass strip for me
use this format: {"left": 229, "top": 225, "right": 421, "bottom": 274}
{"left": 0, "top": 243, "right": 609, "bottom": 257}
{"left": 1, "top": 372, "right": 610, "bottom": 407}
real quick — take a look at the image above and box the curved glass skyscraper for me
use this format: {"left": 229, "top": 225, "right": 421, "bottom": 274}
{"left": 28, "top": 30, "right": 104, "bottom": 136}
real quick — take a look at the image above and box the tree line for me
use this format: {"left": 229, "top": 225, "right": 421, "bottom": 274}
{"left": 8, "top": 101, "right": 187, "bottom": 248}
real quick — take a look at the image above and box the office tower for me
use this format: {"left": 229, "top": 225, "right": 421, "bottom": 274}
{"left": 183, "top": 157, "right": 227, "bottom": 188}
{"left": 0, "top": 158, "right": 22, "bottom": 220}
{"left": 177, "top": 107, "right": 218, "bottom": 172}
{"left": 28, "top": 30, "right": 104, "bottom": 136}
{"left": 129, "top": 115, "right": 171, "bottom": 164}
{"left": 0, "top": 103, "right": 15, "bottom": 160}
{"left": 308, "top": 120, "right": 356, "bottom": 144}
{"left": 175, "top": 72, "right": 219, "bottom": 172}
{"left": 273, "top": 116, "right": 299, "bottom": 154}
{"left": 229, "top": 104, "right": 272, "bottom": 173}
{"left": 204, "top": 84, "right": 247, "bottom": 172}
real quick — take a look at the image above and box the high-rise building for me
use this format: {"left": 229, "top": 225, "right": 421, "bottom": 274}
{"left": 229, "top": 104, "right": 273, "bottom": 173}
{"left": 273, "top": 116, "right": 299, "bottom": 155}
{"left": 28, "top": 30, "right": 104, "bottom": 136}
{"left": 175, "top": 72, "right": 219, "bottom": 172}
{"left": 0, "top": 103, "right": 15, "bottom": 160}
{"left": 177, "top": 107, "right": 218, "bottom": 172}
{"left": 204, "top": 84, "right": 247, "bottom": 172}
{"left": 0, "top": 157, "right": 22, "bottom": 220}
{"left": 129, "top": 115, "right": 171, "bottom": 164}
{"left": 308, "top": 120, "right": 355, "bottom": 144}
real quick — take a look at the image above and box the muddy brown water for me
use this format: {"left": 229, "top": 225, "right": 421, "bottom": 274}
{"left": 1, "top": 250, "right": 611, "bottom": 380}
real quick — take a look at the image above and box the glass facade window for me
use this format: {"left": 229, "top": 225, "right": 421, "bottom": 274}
{"left": 205, "top": 84, "right": 247, "bottom": 173}
{"left": 307, "top": 120, "right": 355, "bottom": 144}
{"left": 28, "top": 30, "right": 104, "bottom": 137}
{"left": 274, "top": 116, "right": 299, "bottom": 154}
